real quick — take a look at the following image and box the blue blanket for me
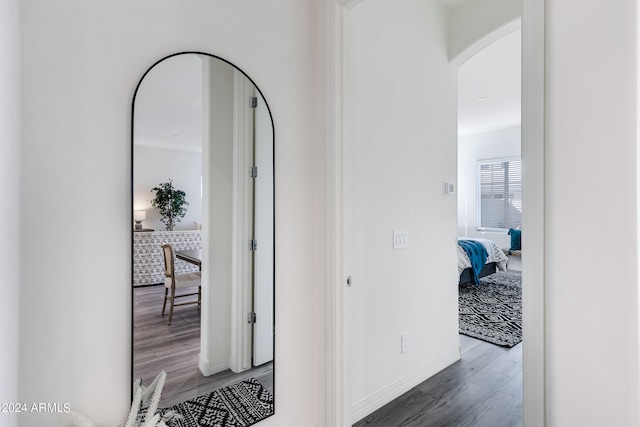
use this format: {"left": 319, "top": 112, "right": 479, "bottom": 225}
{"left": 458, "top": 240, "right": 488, "bottom": 285}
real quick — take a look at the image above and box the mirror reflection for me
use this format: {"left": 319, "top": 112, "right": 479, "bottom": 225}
{"left": 132, "top": 53, "right": 274, "bottom": 425}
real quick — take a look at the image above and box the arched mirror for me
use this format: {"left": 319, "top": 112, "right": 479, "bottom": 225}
{"left": 131, "top": 52, "right": 275, "bottom": 425}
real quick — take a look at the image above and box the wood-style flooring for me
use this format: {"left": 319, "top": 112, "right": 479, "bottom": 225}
{"left": 353, "top": 334, "right": 522, "bottom": 427}
{"left": 133, "top": 284, "right": 273, "bottom": 408}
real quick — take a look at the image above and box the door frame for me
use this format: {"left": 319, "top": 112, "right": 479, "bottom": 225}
{"left": 252, "top": 91, "right": 275, "bottom": 367}
{"left": 324, "top": 0, "right": 546, "bottom": 425}
{"left": 230, "top": 70, "right": 257, "bottom": 373}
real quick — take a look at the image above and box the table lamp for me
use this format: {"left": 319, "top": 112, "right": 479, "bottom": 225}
{"left": 133, "top": 210, "right": 146, "bottom": 230}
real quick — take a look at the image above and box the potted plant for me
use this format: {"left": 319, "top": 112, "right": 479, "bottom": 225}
{"left": 150, "top": 179, "right": 189, "bottom": 231}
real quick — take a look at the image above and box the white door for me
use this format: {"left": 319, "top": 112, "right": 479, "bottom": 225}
{"left": 252, "top": 94, "right": 274, "bottom": 366}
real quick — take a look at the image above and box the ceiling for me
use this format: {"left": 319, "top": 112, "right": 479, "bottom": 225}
{"left": 437, "top": 0, "right": 475, "bottom": 7}
{"left": 134, "top": 54, "right": 203, "bottom": 152}
{"left": 134, "top": 26, "right": 521, "bottom": 150}
{"left": 457, "top": 28, "right": 522, "bottom": 136}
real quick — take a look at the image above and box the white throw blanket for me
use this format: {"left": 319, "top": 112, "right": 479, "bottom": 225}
{"left": 457, "top": 238, "right": 508, "bottom": 275}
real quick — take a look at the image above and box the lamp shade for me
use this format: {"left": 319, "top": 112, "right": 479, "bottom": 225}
{"left": 133, "top": 210, "right": 146, "bottom": 222}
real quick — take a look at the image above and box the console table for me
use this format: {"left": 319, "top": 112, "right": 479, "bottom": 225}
{"left": 133, "top": 230, "right": 202, "bottom": 286}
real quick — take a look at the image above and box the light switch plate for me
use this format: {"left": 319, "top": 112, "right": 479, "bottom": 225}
{"left": 393, "top": 230, "right": 409, "bottom": 249}
{"left": 401, "top": 332, "right": 409, "bottom": 353}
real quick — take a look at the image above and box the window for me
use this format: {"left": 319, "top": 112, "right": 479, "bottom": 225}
{"left": 477, "top": 157, "right": 522, "bottom": 231}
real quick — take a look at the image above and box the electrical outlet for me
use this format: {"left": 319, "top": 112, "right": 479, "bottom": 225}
{"left": 401, "top": 332, "right": 409, "bottom": 353}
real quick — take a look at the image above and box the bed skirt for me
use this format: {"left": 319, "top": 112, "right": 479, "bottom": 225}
{"left": 459, "top": 262, "right": 497, "bottom": 285}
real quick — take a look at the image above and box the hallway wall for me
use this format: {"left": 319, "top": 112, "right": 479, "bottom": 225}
{"left": 0, "top": 0, "right": 21, "bottom": 425}
{"left": 545, "top": 0, "right": 639, "bottom": 424}
{"left": 18, "top": 1, "right": 326, "bottom": 425}
{"left": 348, "top": 0, "right": 460, "bottom": 420}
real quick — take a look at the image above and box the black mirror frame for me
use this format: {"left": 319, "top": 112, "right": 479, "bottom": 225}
{"left": 130, "top": 51, "right": 276, "bottom": 420}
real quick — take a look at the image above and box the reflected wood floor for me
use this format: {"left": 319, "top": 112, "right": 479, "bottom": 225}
{"left": 353, "top": 335, "right": 522, "bottom": 427}
{"left": 133, "top": 284, "right": 273, "bottom": 408}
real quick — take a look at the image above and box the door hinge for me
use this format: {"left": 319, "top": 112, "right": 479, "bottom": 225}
{"left": 249, "top": 239, "right": 258, "bottom": 251}
{"left": 247, "top": 312, "right": 257, "bottom": 324}
{"left": 249, "top": 166, "right": 258, "bottom": 178}
{"left": 250, "top": 97, "right": 258, "bottom": 108}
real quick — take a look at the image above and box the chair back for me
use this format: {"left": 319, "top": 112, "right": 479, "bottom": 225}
{"left": 161, "top": 243, "right": 175, "bottom": 280}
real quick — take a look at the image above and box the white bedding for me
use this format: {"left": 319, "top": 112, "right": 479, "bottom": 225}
{"left": 457, "top": 238, "right": 508, "bottom": 275}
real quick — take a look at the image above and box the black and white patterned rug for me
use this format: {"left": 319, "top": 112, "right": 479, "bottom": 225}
{"left": 458, "top": 271, "right": 522, "bottom": 347}
{"left": 162, "top": 378, "right": 274, "bottom": 427}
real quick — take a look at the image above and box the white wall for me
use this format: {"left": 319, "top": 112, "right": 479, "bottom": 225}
{"left": 0, "top": 0, "right": 20, "bottom": 425}
{"left": 348, "top": 0, "right": 460, "bottom": 421}
{"left": 133, "top": 52, "right": 204, "bottom": 232}
{"left": 133, "top": 146, "right": 203, "bottom": 231}
{"left": 200, "top": 57, "right": 234, "bottom": 375}
{"left": 13, "top": 1, "right": 640, "bottom": 426}
{"left": 457, "top": 126, "right": 520, "bottom": 248}
{"left": 545, "top": 0, "right": 640, "bottom": 425}
{"left": 18, "top": 1, "right": 325, "bottom": 426}
{"left": 447, "top": 0, "right": 521, "bottom": 65}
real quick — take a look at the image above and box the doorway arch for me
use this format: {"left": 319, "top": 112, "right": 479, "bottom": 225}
{"left": 325, "top": 1, "right": 545, "bottom": 425}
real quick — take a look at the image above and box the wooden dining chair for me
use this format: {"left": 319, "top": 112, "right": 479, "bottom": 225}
{"left": 160, "top": 243, "right": 202, "bottom": 325}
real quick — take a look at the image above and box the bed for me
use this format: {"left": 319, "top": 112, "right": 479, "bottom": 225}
{"left": 457, "top": 238, "right": 508, "bottom": 284}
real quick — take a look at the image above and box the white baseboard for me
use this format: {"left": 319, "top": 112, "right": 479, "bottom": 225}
{"left": 351, "top": 349, "right": 460, "bottom": 424}
{"left": 198, "top": 353, "right": 229, "bottom": 376}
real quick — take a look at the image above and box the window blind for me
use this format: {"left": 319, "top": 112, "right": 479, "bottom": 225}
{"left": 477, "top": 158, "right": 522, "bottom": 231}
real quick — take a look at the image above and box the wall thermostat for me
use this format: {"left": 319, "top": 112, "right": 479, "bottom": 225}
{"left": 444, "top": 181, "right": 455, "bottom": 195}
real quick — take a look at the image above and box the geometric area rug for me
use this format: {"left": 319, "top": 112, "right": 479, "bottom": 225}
{"left": 161, "top": 378, "right": 274, "bottom": 427}
{"left": 458, "top": 271, "right": 522, "bottom": 348}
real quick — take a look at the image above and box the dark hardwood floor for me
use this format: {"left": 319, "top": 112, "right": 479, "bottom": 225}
{"left": 133, "top": 284, "right": 273, "bottom": 408}
{"left": 353, "top": 334, "right": 522, "bottom": 427}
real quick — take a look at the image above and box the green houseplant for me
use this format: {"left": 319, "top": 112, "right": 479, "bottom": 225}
{"left": 150, "top": 180, "right": 189, "bottom": 231}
